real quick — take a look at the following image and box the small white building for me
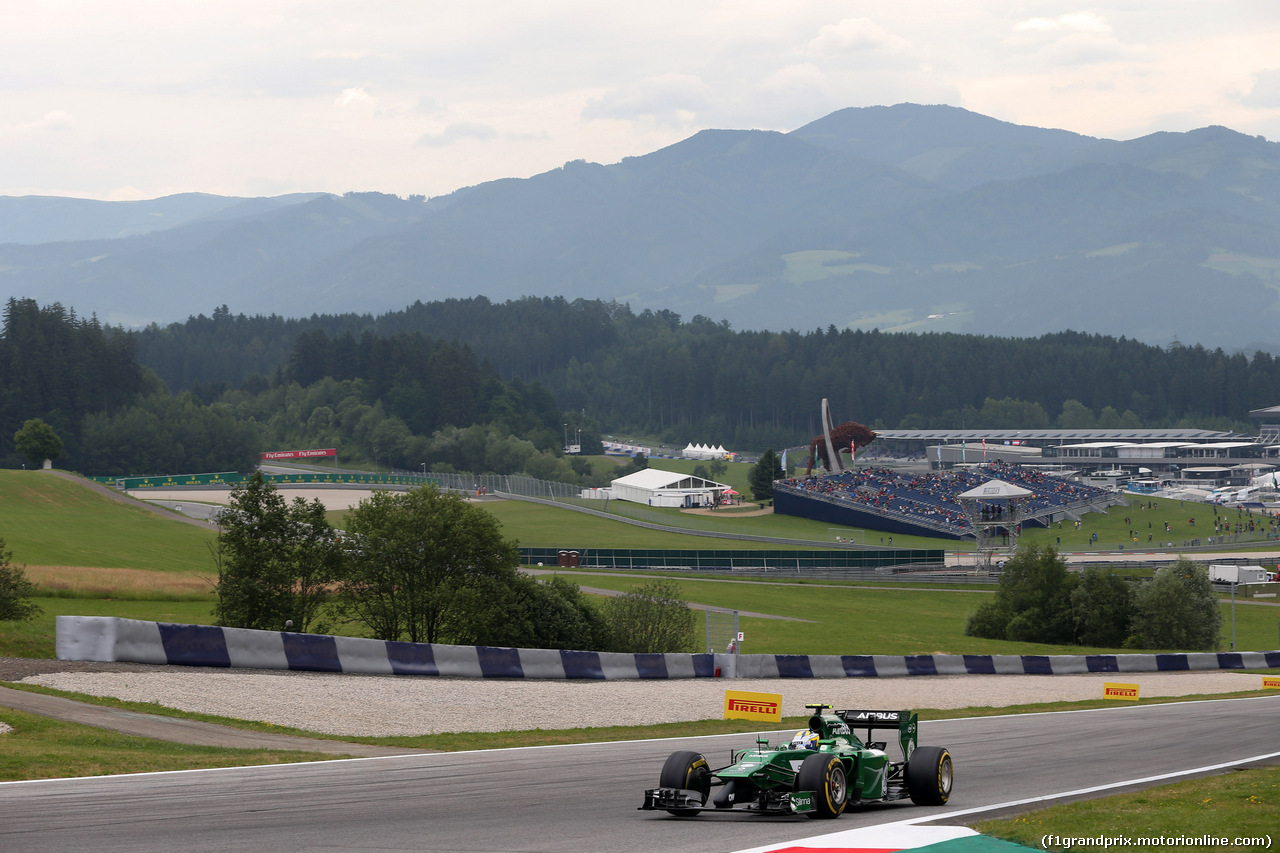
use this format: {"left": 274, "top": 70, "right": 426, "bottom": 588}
{"left": 611, "top": 468, "right": 730, "bottom": 507}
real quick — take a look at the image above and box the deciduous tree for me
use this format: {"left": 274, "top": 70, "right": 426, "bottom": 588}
{"left": 604, "top": 578, "right": 696, "bottom": 653}
{"left": 336, "top": 485, "right": 520, "bottom": 644}
{"left": 1126, "top": 558, "right": 1221, "bottom": 650}
{"left": 1070, "top": 567, "right": 1135, "bottom": 647}
{"left": 13, "top": 418, "right": 62, "bottom": 468}
{"left": 966, "top": 545, "right": 1078, "bottom": 643}
{"left": 212, "top": 473, "right": 340, "bottom": 632}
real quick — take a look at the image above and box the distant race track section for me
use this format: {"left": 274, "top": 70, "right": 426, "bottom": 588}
{"left": 56, "top": 617, "right": 1280, "bottom": 679}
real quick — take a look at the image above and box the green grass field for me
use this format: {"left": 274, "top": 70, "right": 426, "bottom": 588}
{"left": 554, "top": 572, "right": 1280, "bottom": 655}
{"left": 975, "top": 763, "right": 1280, "bottom": 851}
{"left": 0, "top": 470, "right": 213, "bottom": 571}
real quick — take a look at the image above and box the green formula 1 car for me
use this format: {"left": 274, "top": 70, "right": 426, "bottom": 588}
{"left": 639, "top": 705, "right": 952, "bottom": 819}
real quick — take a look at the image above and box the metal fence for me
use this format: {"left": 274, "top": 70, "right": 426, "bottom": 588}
{"left": 519, "top": 546, "right": 944, "bottom": 573}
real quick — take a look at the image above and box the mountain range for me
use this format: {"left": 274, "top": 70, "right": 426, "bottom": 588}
{"left": 2, "top": 103, "right": 1279, "bottom": 351}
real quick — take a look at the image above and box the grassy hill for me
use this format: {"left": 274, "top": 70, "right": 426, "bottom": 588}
{"left": 0, "top": 471, "right": 213, "bottom": 572}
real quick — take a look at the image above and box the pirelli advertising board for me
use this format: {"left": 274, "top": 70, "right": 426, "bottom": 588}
{"left": 1104, "top": 681, "right": 1141, "bottom": 701}
{"left": 723, "top": 690, "right": 783, "bottom": 723}
{"left": 1264, "top": 677, "right": 1280, "bottom": 690}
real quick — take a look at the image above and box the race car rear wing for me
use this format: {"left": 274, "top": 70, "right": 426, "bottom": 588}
{"left": 835, "top": 709, "right": 918, "bottom": 758}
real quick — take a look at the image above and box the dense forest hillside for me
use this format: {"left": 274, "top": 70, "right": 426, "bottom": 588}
{"left": 3, "top": 105, "right": 1279, "bottom": 351}
{"left": 6, "top": 294, "right": 1279, "bottom": 478}
{"left": 0, "top": 298, "right": 594, "bottom": 480}
{"left": 130, "top": 296, "right": 1277, "bottom": 453}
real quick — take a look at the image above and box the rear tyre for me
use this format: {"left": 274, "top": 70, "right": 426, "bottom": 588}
{"left": 906, "top": 746, "right": 953, "bottom": 805}
{"left": 795, "top": 753, "right": 848, "bottom": 819}
{"left": 659, "top": 750, "right": 710, "bottom": 816}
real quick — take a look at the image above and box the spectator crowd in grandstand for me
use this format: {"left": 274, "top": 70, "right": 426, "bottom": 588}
{"left": 778, "top": 463, "right": 1112, "bottom": 534}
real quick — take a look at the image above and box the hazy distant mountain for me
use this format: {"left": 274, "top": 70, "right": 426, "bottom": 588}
{"left": 0, "top": 192, "right": 326, "bottom": 244}
{"left": 0, "top": 192, "right": 429, "bottom": 326}
{"left": 1, "top": 104, "right": 1279, "bottom": 350}
{"left": 790, "top": 103, "right": 1102, "bottom": 189}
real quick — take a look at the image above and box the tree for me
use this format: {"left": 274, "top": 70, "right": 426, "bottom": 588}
{"left": 965, "top": 545, "right": 1078, "bottom": 643}
{"left": 336, "top": 485, "right": 520, "bottom": 644}
{"left": 604, "top": 578, "right": 696, "bottom": 653}
{"left": 14, "top": 418, "right": 62, "bottom": 468}
{"left": 1126, "top": 559, "right": 1222, "bottom": 650}
{"left": 77, "top": 393, "right": 259, "bottom": 477}
{"left": 212, "top": 473, "right": 341, "bottom": 632}
{"left": 748, "top": 449, "right": 784, "bottom": 500}
{"left": 1070, "top": 567, "right": 1135, "bottom": 647}
{"left": 1057, "top": 399, "right": 1096, "bottom": 429}
{"left": 445, "top": 574, "right": 607, "bottom": 650}
{"left": 0, "top": 537, "right": 41, "bottom": 622}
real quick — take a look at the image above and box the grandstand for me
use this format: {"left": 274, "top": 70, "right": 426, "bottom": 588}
{"left": 773, "top": 462, "right": 1124, "bottom": 541}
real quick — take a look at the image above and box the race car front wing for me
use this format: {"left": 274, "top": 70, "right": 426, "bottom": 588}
{"left": 640, "top": 787, "right": 816, "bottom": 815}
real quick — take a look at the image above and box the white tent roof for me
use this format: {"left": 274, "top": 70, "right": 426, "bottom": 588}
{"left": 957, "top": 479, "right": 1034, "bottom": 500}
{"left": 611, "top": 469, "right": 729, "bottom": 491}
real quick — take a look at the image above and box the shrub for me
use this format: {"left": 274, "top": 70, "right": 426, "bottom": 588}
{"left": 964, "top": 544, "right": 1077, "bottom": 643}
{"left": 604, "top": 578, "right": 696, "bottom": 653}
{"left": 0, "top": 538, "right": 41, "bottom": 622}
{"left": 1126, "top": 558, "right": 1221, "bottom": 650}
{"left": 1070, "top": 567, "right": 1135, "bottom": 647}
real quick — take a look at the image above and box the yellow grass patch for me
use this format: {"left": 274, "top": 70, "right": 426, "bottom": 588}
{"left": 24, "top": 565, "right": 215, "bottom": 599}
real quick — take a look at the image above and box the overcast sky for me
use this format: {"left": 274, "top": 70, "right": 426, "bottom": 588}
{"left": 3, "top": 1, "right": 1278, "bottom": 201}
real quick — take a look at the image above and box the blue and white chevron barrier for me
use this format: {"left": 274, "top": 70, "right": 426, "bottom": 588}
{"left": 55, "top": 616, "right": 1280, "bottom": 679}
{"left": 731, "top": 650, "right": 1280, "bottom": 678}
{"left": 55, "top": 616, "right": 716, "bottom": 679}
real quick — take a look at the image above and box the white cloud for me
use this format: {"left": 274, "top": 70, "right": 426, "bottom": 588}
{"left": 24, "top": 110, "right": 77, "bottom": 132}
{"left": 584, "top": 74, "right": 716, "bottom": 125}
{"left": 0, "top": 110, "right": 77, "bottom": 139}
{"left": 1, "top": 2, "right": 1279, "bottom": 199}
{"left": 761, "top": 63, "right": 826, "bottom": 94}
{"left": 417, "top": 123, "right": 499, "bottom": 148}
{"left": 335, "top": 87, "right": 374, "bottom": 107}
{"left": 1013, "top": 13, "right": 1111, "bottom": 35}
{"left": 807, "top": 17, "right": 909, "bottom": 54}
{"left": 1243, "top": 69, "right": 1280, "bottom": 109}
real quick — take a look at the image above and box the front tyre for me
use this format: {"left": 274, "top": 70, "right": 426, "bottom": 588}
{"left": 659, "top": 750, "right": 710, "bottom": 816}
{"left": 796, "top": 753, "right": 848, "bottom": 819}
{"left": 906, "top": 746, "right": 953, "bottom": 805}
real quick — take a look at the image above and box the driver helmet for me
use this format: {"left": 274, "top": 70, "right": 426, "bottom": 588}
{"left": 790, "top": 729, "right": 819, "bottom": 751}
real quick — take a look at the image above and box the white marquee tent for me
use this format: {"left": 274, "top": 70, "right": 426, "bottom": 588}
{"left": 611, "top": 468, "right": 730, "bottom": 508}
{"left": 681, "top": 442, "right": 730, "bottom": 460}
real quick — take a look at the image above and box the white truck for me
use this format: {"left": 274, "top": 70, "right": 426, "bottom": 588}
{"left": 1208, "top": 564, "right": 1273, "bottom": 585}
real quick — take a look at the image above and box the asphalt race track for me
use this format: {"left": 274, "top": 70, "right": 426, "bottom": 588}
{"left": 2, "top": 696, "right": 1277, "bottom": 853}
